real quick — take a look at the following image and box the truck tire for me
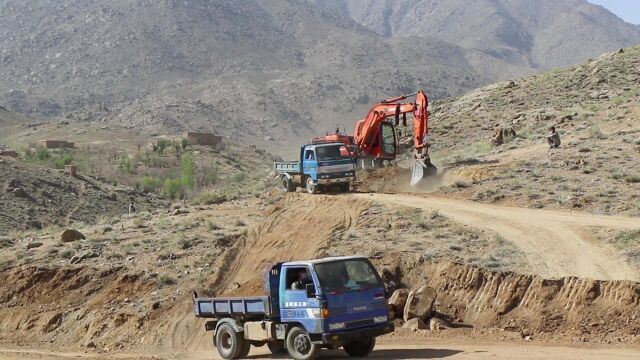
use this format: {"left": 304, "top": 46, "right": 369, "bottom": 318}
{"left": 282, "top": 177, "right": 296, "bottom": 193}
{"left": 339, "top": 182, "right": 350, "bottom": 192}
{"left": 286, "top": 326, "right": 320, "bottom": 360}
{"left": 267, "top": 340, "right": 286, "bottom": 355}
{"left": 215, "top": 323, "right": 244, "bottom": 359}
{"left": 305, "top": 177, "right": 317, "bottom": 194}
{"left": 343, "top": 336, "right": 376, "bottom": 357}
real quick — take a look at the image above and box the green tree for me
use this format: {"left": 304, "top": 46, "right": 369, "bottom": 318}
{"left": 181, "top": 154, "right": 195, "bottom": 189}
{"left": 163, "top": 179, "right": 182, "bottom": 199}
{"left": 157, "top": 139, "right": 169, "bottom": 155}
{"left": 181, "top": 138, "right": 189, "bottom": 150}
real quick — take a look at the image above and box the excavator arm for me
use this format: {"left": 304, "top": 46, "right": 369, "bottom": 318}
{"left": 354, "top": 90, "right": 430, "bottom": 158}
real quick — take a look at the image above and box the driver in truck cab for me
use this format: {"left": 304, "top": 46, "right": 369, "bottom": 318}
{"left": 290, "top": 269, "right": 311, "bottom": 290}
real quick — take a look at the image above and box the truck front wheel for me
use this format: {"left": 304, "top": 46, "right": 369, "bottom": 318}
{"left": 215, "top": 323, "right": 244, "bottom": 359}
{"left": 305, "top": 177, "right": 318, "bottom": 194}
{"left": 343, "top": 336, "right": 376, "bottom": 357}
{"left": 286, "top": 326, "right": 320, "bottom": 360}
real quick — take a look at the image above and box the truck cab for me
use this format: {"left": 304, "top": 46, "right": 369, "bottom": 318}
{"left": 193, "top": 256, "right": 393, "bottom": 360}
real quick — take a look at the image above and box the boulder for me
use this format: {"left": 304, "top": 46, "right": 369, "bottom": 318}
{"left": 402, "top": 318, "right": 427, "bottom": 331}
{"left": 69, "top": 250, "right": 100, "bottom": 264}
{"left": 428, "top": 317, "right": 451, "bottom": 331}
{"left": 403, "top": 286, "right": 437, "bottom": 322}
{"left": 60, "top": 229, "right": 85, "bottom": 242}
{"left": 25, "top": 241, "right": 43, "bottom": 249}
{"left": 388, "top": 289, "right": 409, "bottom": 315}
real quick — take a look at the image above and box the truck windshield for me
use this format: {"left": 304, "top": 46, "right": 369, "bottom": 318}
{"left": 316, "top": 145, "right": 351, "bottom": 161}
{"left": 315, "top": 259, "right": 383, "bottom": 294}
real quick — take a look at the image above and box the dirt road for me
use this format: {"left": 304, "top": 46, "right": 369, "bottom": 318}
{"left": 2, "top": 339, "right": 639, "bottom": 360}
{"left": 357, "top": 193, "right": 639, "bottom": 280}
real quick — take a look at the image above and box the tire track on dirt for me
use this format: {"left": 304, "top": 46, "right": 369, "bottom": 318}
{"left": 357, "top": 193, "right": 639, "bottom": 280}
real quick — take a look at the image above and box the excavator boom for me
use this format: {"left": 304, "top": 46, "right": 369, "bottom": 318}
{"left": 313, "top": 90, "right": 437, "bottom": 185}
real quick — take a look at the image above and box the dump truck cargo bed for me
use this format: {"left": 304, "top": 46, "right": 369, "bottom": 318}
{"left": 193, "top": 295, "right": 270, "bottom": 318}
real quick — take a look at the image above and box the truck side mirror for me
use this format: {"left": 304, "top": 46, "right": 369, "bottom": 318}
{"left": 305, "top": 284, "right": 316, "bottom": 298}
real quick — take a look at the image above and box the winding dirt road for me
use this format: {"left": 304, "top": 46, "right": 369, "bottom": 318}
{"left": 356, "top": 193, "right": 639, "bottom": 280}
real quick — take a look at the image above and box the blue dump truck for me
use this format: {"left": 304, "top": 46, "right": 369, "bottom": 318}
{"left": 193, "top": 256, "right": 393, "bottom": 360}
{"left": 274, "top": 143, "right": 356, "bottom": 194}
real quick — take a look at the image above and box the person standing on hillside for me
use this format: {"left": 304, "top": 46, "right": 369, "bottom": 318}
{"left": 546, "top": 126, "right": 561, "bottom": 150}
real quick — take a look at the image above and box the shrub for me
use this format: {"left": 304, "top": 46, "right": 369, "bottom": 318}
{"left": 624, "top": 175, "right": 640, "bottom": 183}
{"left": 54, "top": 153, "right": 73, "bottom": 169}
{"left": 118, "top": 157, "right": 135, "bottom": 174}
{"left": 163, "top": 179, "right": 183, "bottom": 199}
{"left": 230, "top": 172, "right": 248, "bottom": 183}
{"left": 35, "top": 147, "right": 51, "bottom": 161}
{"left": 193, "top": 192, "right": 231, "bottom": 205}
{"left": 181, "top": 154, "right": 195, "bottom": 189}
{"left": 138, "top": 176, "right": 163, "bottom": 193}
{"left": 157, "top": 139, "right": 170, "bottom": 155}
{"left": 157, "top": 274, "right": 176, "bottom": 287}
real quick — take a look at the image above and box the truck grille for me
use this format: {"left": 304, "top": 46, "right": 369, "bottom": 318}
{"left": 346, "top": 318, "right": 374, "bottom": 329}
{"left": 331, "top": 307, "right": 349, "bottom": 316}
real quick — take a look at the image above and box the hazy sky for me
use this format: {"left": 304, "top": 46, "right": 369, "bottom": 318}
{"left": 588, "top": 0, "right": 640, "bottom": 24}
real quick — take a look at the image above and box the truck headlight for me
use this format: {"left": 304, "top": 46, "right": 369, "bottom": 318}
{"left": 320, "top": 174, "right": 329, "bottom": 179}
{"left": 373, "top": 316, "right": 387, "bottom": 323}
{"left": 329, "top": 322, "right": 346, "bottom": 330}
{"left": 344, "top": 172, "right": 353, "bottom": 176}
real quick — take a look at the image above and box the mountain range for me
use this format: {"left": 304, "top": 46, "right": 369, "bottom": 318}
{"left": 1, "top": 0, "right": 638, "bottom": 152}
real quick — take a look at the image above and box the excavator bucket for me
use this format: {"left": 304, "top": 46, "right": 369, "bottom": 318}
{"left": 411, "top": 158, "right": 438, "bottom": 186}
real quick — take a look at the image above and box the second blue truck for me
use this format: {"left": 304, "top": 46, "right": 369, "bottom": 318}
{"left": 274, "top": 143, "right": 356, "bottom": 194}
{"left": 193, "top": 256, "right": 394, "bottom": 359}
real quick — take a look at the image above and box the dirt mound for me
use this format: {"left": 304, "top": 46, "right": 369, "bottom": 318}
{"left": 380, "top": 256, "right": 640, "bottom": 343}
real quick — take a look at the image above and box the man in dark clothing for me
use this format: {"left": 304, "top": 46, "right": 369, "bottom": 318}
{"left": 291, "top": 269, "right": 310, "bottom": 290}
{"left": 547, "top": 126, "right": 561, "bottom": 149}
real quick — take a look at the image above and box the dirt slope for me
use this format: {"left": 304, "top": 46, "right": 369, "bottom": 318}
{"left": 360, "top": 193, "right": 639, "bottom": 280}
{"left": 218, "top": 194, "right": 370, "bottom": 294}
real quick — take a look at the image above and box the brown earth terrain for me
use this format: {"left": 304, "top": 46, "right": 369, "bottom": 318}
{"left": 1, "top": 43, "right": 640, "bottom": 360}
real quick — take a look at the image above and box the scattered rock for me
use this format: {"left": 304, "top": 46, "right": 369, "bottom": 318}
{"left": 172, "top": 209, "right": 189, "bottom": 216}
{"left": 86, "top": 341, "right": 96, "bottom": 348}
{"left": 403, "top": 286, "right": 437, "bottom": 322}
{"left": 12, "top": 187, "right": 27, "bottom": 197}
{"left": 60, "top": 229, "right": 85, "bottom": 242}
{"left": 578, "top": 147, "right": 591, "bottom": 153}
{"left": 28, "top": 220, "right": 43, "bottom": 229}
{"left": 25, "top": 241, "right": 43, "bottom": 249}
{"left": 152, "top": 301, "right": 161, "bottom": 310}
{"left": 388, "top": 289, "right": 409, "bottom": 316}
{"left": 69, "top": 250, "right": 100, "bottom": 264}
{"left": 429, "top": 317, "right": 451, "bottom": 330}
{"left": 402, "top": 318, "right": 427, "bottom": 331}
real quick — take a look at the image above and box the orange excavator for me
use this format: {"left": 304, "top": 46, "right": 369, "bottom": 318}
{"left": 312, "top": 90, "right": 437, "bottom": 185}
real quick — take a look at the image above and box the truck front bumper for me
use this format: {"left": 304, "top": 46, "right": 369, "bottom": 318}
{"left": 321, "top": 323, "right": 394, "bottom": 346}
{"left": 317, "top": 176, "right": 354, "bottom": 185}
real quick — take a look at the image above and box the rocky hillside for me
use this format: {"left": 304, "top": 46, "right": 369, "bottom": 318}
{"left": 0, "top": 157, "right": 167, "bottom": 234}
{"left": 323, "top": 0, "right": 640, "bottom": 78}
{"left": 397, "top": 46, "right": 640, "bottom": 217}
